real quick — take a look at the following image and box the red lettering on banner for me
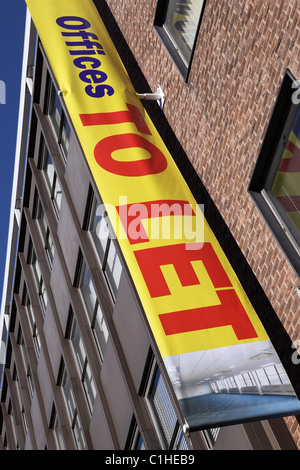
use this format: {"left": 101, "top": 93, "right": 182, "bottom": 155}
{"left": 79, "top": 105, "right": 257, "bottom": 341}
{"left": 135, "top": 243, "right": 257, "bottom": 340}
{"left": 159, "top": 289, "right": 258, "bottom": 340}
{"left": 134, "top": 243, "right": 232, "bottom": 297}
{"left": 80, "top": 104, "right": 168, "bottom": 176}
{"left": 80, "top": 103, "right": 151, "bottom": 135}
{"left": 116, "top": 199, "right": 195, "bottom": 244}
{"left": 93, "top": 133, "right": 167, "bottom": 176}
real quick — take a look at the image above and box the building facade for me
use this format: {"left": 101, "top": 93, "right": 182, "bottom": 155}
{"left": 0, "top": 0, "right": 300, "bottom": 450}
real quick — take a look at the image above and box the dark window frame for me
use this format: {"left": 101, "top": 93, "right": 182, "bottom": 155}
{"left": 38, "top": 139, "right": 63, "bottom": 218}
{"left": 45, "top": 74, "right": 71, "bottom": 160}
{"left": 74, "top": 252, "right": 109, "bottom": 360}
{"left": 32, "top": 189, "right": 55, "bottom": 266}
{"left": 27, "top": 238, "right": 48, "bottom": 315}
{"left": 65, "top": 308, "right": 97, "bottom": 412}
{"left": 49, "top": 404, "right": 65, "bottom": 450}
{"left": 57, "top": 357, "right": 86, "bottom": 450}
{"left": 21, "top": 283, "right": 41, "bottom": 356}
{"left": 83, "top": 188, "right": 123, "bottom": 301}
{"left": 248, "top": 69, "right": 300, "bottom": 276}
{"left": 154, "top": 0, "right": 207, "bottom": 81}
{"left": 140, "top": 352, "right": 189, "bottom": 450}
{"left": 125, "top": 417, "right": 146, "bottom": 450}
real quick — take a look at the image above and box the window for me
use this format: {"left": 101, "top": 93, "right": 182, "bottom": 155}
{"left": 7, "top": 400, "right": 19, "bottom": 450}
{"left": 85, "top": 191, "right": 122, "bottom": 300}
{"left": 144, "top": 357, "right": 189, "bottom": 450}
{"left": 33, "top": 191, "right": 55, "bottom": 266}
{"left": 22, "top": 284, "right": 41, "bottom": 355}
{"left": 47, "top": 79, "right": 71, "bottom": 159}
{"left": 17, "top": 325, "right": 34, "bottom": 397}
{"left": 249, "top": 70, "right": 300, "bottom": 275}
{"left": 154, "top": 0, "right": 207, "bottom": 80}
{"left": 58, "top": 359, "right": 86, "bottom": 450}
{"left": 45, "top": 228, "right": 55, "bottom": 266}
{"left": 38, "top": 141, "right": 62, "bottom": 216}
{"left": 86, "top": 193, "right": 109, "bottom": 264}
{"left": 104, "top": 239, "right": 122, "bottom": 299}
{"left": 77, "top": 257, "right": 109, "bottom": 359}
{"left": 27, "top": 240, "right": 48, "bottom": 314}
{"left": 67, "top": 310, "right": 97, "bottom": 412}
{"left": 132, "top": 430, "right": 146, "bottom": 450}
{"left": 21, "top": 405, "right": 28, "bottom": 434}
{"left": 49, "top": 405, "right": 65, "bottom": 450}
{"left": 34, "top": 193, "right": 47, "bottom": 240}
{"left": 126, "top": 420, "right": 146, "bottom": 450}
{"left": 202, "top": 427, "right": 220, "bottom": 449}
{"left": 12, "top": 364, "right": 29, "bottom": 435}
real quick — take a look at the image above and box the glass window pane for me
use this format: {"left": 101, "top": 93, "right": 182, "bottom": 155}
{"left": 275, "top": 364, "right": 290, "bottom": 384}
{"left": 70, "top": 317, "right": 86, "bottom": 374}
{"left": 46, "top": 230, "right": 55, "bottom": 265}
{"left": 53, "top": 175, "right": 62, "bottom": 214}
{"left": 30, "top": 250, "right": 40, "bottom": 286}
{"left": 93, "top": 303, "right": 109, "bottom": 358}
{"left": 255, "top": 369, "right": 269, "bottom": 386}
{"left": 61, "top": 118, "right": 71, "bottom": 156}
{"left": 173, "top": 428, "right": 189, "bottom": 450}
{"left": 242, "top": 372, "right": 253, "bottom": 387}
{"left": 23, "top": 287, "right": 34, "bottom": 328}
{"left": 131, "top": 426, "right": 146, "bottom": 450}
{"left": 33, "top": 326, "right": 41, "bottom": 355}
{"left": 104, "top": 240, "right": 122, "bottom": 299}
{"left": 42, "top": 150, "right": 55, "bottom": 191}
{"left": 83, "top": 362, "right": 97, "bottom": 411}
{"left": 135, "top": 434, "right": 146, "bottom": 450}
{"left": 88, "top": 197, "right": 109, "bottom": 263}
{"left": 36, "top": 200, "right": 47, "bottom": 241}
{"left": 39, "top": 278, "right": 48, "bottom": 313}
{"left": 264, "top": 365, "right": 281, "bottom": 385}
{"left": 49, "top": 86, "right": 62, "bottom": 137}
{"left": 147, "top": 366, "right": 177, "bottom": 449}
{"left": 270, "top": 107, "right": 300, "bottom": 238}
{"left": 73, "top": 414, "right": 86, "bottom": 450}
{"left": 61, "top": 368, "right": 76, "bottom": 420}
{"left": 164, "top": 0, "right": 205, "bottom": 65}
{"left": 23, "top": 287, "right": 40, "bottom": 355}
{"left": 79, "top": 262, "right": 97, "bottom": 321}
{"left": 249, "top": 73, "right": 300, "bottom": 275}
{"left": 52, "top": 410, "right": 65, "bottom": 450}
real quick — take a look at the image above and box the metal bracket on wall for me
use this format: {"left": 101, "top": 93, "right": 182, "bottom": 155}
{"left": 138, "top": 85, "right": 165, "bottom": 109}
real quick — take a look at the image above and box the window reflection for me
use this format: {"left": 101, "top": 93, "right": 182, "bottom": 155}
{"left": 47, "top": 79, "right": 71, "bottom": 160}
{"left": 78, "top": 258, "right": 109, "bottom": 359}
{"left": 86, "top": 192, "right": 122, "bottom": 301}
{"left": 39, "top": 141, "right": 62, "bottom": 217}
{"left": 164, "top": 0, "right": 205, "bottom": 65}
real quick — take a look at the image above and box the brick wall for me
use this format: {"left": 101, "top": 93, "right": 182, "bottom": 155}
{"left": 101, "top": 0, "right": 300, "bottom": 447}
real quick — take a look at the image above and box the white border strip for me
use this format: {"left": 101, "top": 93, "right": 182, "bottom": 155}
{"left": 0, "top": 8, "right": 35, "bottom": 358}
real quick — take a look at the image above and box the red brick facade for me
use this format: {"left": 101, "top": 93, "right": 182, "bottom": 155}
{"left": 102, "top": 0, "right": 300, "bottom": 447}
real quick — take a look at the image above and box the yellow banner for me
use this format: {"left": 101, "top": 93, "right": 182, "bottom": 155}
{"left": 25, "top": 0, "right": 300, "bottom": 433}
{"left": 25, "top": 0, "right": 268, "bottom": 359}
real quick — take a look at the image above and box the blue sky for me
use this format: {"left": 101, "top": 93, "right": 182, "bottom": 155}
{"left": 0, "top": 1, "right": 27, "bottom": 298}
